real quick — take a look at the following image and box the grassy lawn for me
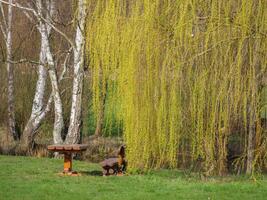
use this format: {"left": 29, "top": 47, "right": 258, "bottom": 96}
{"left": 0, "top": 155, "right": 266, "bottom": 200}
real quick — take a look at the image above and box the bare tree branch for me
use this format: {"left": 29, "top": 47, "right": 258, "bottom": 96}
{"left": 0, "top": 0, "right": 36, "bottom": 13}
{"left": 22, "top": 9, "right": 34, "bottom": 22}
{"left": 0, "top": 20, "right": 7, "bottom": 41}
{"left": 0, "top": 2, "right": 7, "bottom": 41}
{"left": 59, "top": 47, "right": 72, "bottom": 81}
{"left": 40, "top": 15, "right": 75, "bottom": 48}
{"left": 0, "top": 58, "right": 40, "bottom": 65}
{"left": 0, "top": 0, "right": 75, "bottom": 48}
{"left": 0, "top": 2, "right": 7, "bottom": 28}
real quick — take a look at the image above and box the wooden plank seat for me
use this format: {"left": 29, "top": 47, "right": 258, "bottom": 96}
{"left": 100, "top": 146, "right": 127, "bottom": 176}
{"left": 47, "top": 144, "right": 88, "bottom": 175}
{"left": 48, "top": 144, "right": 88, "bottom": 151}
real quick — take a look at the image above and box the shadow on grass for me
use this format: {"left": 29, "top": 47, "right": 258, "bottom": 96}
{"left": 80, "top": 170, "right": 103, "bottom": 176}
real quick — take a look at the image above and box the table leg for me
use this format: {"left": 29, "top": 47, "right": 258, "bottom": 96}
{"left": 63, "top": 152, "right": 72, "bottom": 173}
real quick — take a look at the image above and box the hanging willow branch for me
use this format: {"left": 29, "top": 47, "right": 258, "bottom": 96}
{"left": 85, "top": 0, "right": 267, "bottom": 175}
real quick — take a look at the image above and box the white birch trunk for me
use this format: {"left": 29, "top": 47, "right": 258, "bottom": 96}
{"left": 38, "top": 0, "right": 64, "bottom": 145}
{"left": 23, "top": 0, "right": 63, "bottom": 148}
{"left": 43, "top": 33, "right": 64, "bottom": 145}
{"left": 65, "top": 0, "right": 86, "bottom": 144}
{"left": 5, "top": 0, "right": 18, "bottom": 140}
{"left": 22, "top": 36, "right": 48, "bottom": 148}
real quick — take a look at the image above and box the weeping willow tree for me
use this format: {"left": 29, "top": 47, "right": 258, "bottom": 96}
{"left": 85, "top": 0, "right": 267, "bottom": 175}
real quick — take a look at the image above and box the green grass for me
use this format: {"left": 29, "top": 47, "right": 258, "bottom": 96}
{"left": 0, "top": 155, "right": 266, "bottom": 200}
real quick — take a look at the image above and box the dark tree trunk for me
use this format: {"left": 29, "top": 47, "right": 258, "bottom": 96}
{"left": 94, "top": 83, "right": 107, "bottom": 137}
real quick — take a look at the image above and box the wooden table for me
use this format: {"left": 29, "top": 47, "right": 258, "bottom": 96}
{"left": 47, "top": 144, "right": 88, "bottom": 175}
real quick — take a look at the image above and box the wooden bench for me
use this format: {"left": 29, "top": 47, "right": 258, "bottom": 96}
{"left": 47, "top": 144, "right": 88, "bottom": 175}
{"left": 100, "top": 145, "right": 127, "bottom": 176}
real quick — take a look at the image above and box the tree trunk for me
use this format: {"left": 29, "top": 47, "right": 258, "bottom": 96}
{"left": 22, "top": 40, "right": 48, "bottom": 148}
{"left": 246, "top": 39, "right": 261, "bottom": 175}
{"left": 45, "top": 43, "right": 64, "bottom": 145}
{"left": 246, "top": 110, "right": 255, "bottom": 175}
{"left": 94, "top": 102, "right": 105, "bottom": 137}
{"left": 39, "top": 0, "right": 64, "bottom": 145}
{"left": 22, "top": 0, "right": 63, "bottom": 148}
{"left": 246, "top": 119, "right": 256, "bottom": 175}
{"left": 65, "top": 0, "right": 86, "bottom": 144}
{"left": 94, "top": 83, "right": 107, "bottom": 137}
{"left": 6, "top": 0, "right": 18, "bottom": 141}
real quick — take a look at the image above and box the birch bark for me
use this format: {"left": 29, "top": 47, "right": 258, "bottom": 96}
{"left": 23, "top": 0, "right": 63, "bottom": 148}
{"left": 38, "top": 0, "right": 64, "bottom": 145}
{"left": 22, "top": 35, "right": 48, "bottom": 148}
{"left": 65, "top": 0, "right": 86, "bottom": 144}
{"left": 43, "top": 33, "right": 64, "bottom": 145}
{"left": 0, "top": 0, "right": 19, "bottom": 140}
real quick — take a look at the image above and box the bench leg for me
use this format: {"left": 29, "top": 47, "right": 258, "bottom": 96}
{"left": 63, "top": 153, "right": 72, "bottom": 173}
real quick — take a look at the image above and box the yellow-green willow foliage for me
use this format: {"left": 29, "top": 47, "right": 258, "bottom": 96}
{"left": 86, "top": 0, "right": 267, "bottom": 174}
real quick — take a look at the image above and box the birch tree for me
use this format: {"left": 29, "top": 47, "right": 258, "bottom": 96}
{"left": 0, "top": 0, "right": 66, "bottom": 148}
{"left": 37, "top": 0, "right": 64, "bottom": 145}
{"left": 65, "top": 0, "right": 87, "bottom": 144}
{"left": 22, "top": 0, "right": 64, "bottom": 148}
{"left": 1, "top": 0, "right": 87, "bottom": 146}
{"left": 0, "top": 0, "right": 19, "bottom": 141}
